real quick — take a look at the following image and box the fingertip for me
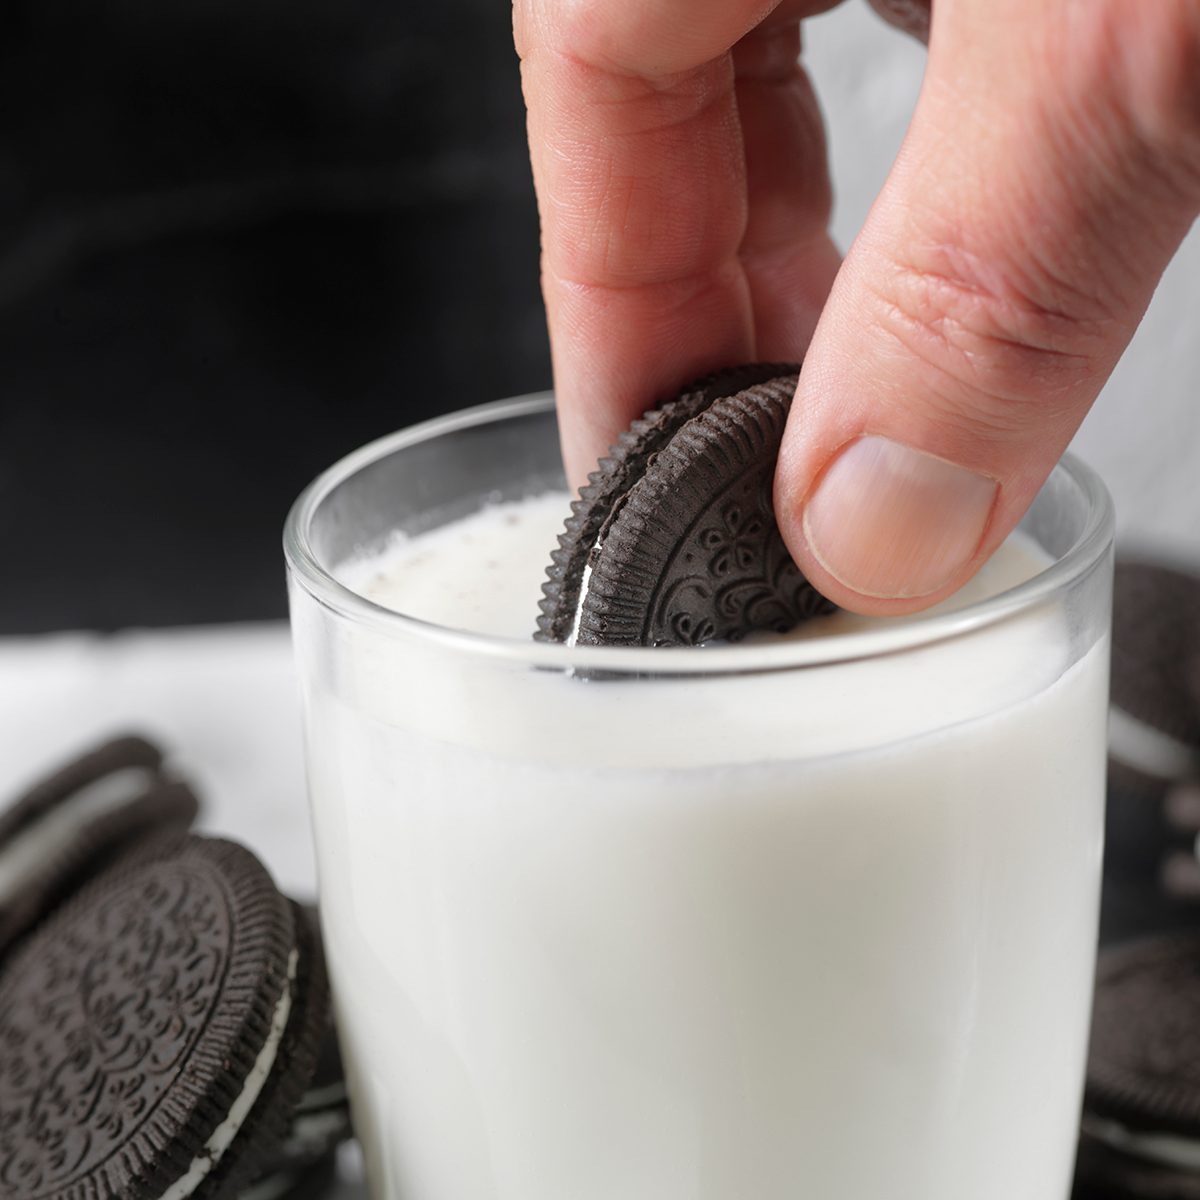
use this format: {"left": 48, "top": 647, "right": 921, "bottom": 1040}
{"left": 776, "top": 433, "right": 1001, "bottom": 617}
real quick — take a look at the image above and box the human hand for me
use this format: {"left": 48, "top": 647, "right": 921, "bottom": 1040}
{"left": 515, "top": 0, "right": 1200, "bottom": 614}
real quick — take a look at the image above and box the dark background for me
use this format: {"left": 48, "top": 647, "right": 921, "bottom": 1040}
{"left": 0, "top": 0, "right": 550, "bottom": 634}
{"left": 2, "top": 2, "right": 1195, "bottom": 950}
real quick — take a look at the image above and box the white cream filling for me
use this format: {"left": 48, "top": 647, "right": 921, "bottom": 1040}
{"left": 0, "top": 767, "right": 158, "bottom": 906}
{"left": 1083, "top": 1113, "right": 1200, "bottom": 1172}
{"left": 161, "top": 949, "right": 298, "bottom": 1200}
{"left": 1108, "top": 706, "right": 1200, "bottom": 782}
{"left": 567, "top": 557, "right": 595, "bottom": 648}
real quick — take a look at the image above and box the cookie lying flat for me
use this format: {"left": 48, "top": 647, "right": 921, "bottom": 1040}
{"left": 254, "top": 906, "right": 353, "bottom": 1178}
{"left": 537, "top": 365, "right": 833, "bottom": 647}
{"left": 0, "top": 733, "right": 199, "bottom": 958}
{"left": 1076, "top": 933, "right": 1200, "bottom": 1197}
{"left": 0, "top": 834, "right": 329, "bottom": 1200}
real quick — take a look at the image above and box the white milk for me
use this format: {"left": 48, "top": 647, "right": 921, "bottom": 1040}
{"left": 300, "top": 493, "right": 1108, "bottom": 1200}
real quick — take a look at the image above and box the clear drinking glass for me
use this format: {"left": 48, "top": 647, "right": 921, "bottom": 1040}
{"left": 285, "top": 394, "right": 1114, "bottom": 1200}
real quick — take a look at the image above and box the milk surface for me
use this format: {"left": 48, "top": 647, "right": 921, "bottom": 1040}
{"left": 299, "top": 493, "right": 1108, "bottom": 1200}
{"left": 340, "top": 491, "right": 1045, "bottom": 641}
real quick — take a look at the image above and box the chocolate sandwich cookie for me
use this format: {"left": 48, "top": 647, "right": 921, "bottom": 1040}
{"left": 0, "top": 733, "right": 199, "bottom": 958}
{"left": 0, "top": 834, "right": 329, "bottom": 1200}
{"left": 1108, "top": 560, "right": 1200, "bottom": 791}
{"left": 1074, "top": 1127, "right": 1200, "bottom": 1199}
{"left": 1102, "top": 562, "right": 1200, "bottom": 928}
{"left": 254, "top": 907, "right": 353, "bottom": 1178}
{"left": 537, "top": 364, "right": 833, "bottom": 647}
{"left": 1076, "top": 933, "right": 1200, "bottom": 1197}
{"left": 238, "top": 1152, "right": 338, "bottom": 1200}
{"left": 1160, "top": 784, "right": 1200, "bottom": 902}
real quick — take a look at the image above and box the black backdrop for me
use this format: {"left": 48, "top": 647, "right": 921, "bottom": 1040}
{"left": 1, "top": 0, "right": 1194, "bottom": 959}
{"left": 0, "top": 0, "right": 550, "bottom": 633}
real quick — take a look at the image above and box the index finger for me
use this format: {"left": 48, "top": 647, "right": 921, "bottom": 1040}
{"left": 516, "top": 0, "right": 843, "bottom": 483}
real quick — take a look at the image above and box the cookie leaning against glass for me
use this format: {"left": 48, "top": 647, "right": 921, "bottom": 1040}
{"left": 0, "top": 834, "right": 330, "bottom": 1200}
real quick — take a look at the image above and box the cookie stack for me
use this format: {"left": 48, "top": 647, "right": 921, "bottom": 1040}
{"left": 1075, "top": 933, "right": 1200, "bottom": 1198}
{"left": 1073, "top": 557, "right": 1200, "bottom": 1197}
{"left": 1105, "top": 561, "right": 1200, "bottom": 934}
{"left": 0, "top": 736, "right": 353, "bottom": 1200}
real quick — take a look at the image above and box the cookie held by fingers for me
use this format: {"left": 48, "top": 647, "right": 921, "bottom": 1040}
{"left": 538, "top": 365, "right": 834, "bottom": 647}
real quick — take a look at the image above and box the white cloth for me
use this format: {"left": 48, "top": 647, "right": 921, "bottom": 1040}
{"left": 0, "top": 622, "right": 367, "bottom": 1198}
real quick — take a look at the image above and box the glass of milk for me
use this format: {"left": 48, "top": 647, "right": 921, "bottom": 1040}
{"left": 285, "top": 394, "right": 1113, "bottom": 1200}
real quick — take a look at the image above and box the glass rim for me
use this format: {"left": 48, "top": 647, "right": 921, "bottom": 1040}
{"left": 283, "top": 393, "right": 1114, "bottom": 676}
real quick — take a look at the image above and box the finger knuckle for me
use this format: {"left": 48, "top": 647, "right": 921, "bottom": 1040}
{"left": 531, "top": 55, "right": 746, "bottom": 287}
{"left": 865, "top": 249, "right": 1107, "bottom": 430}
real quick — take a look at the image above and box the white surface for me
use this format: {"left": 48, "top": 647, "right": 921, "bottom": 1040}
{"left": 0, "top": 623, "right": 311, "bottom": 895}
{"left": 0, "top": 625, "right": 366, "bottom": 1198}
{"left": 807, "top": 3, "right": 1200, "bottom": 556}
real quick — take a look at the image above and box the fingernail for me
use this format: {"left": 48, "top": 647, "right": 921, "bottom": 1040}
{"left": 802, "top": 436, "right": 997, "bottom": 599}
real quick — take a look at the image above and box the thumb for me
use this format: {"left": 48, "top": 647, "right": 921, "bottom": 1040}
{"left": 776, "top": 1, "right": 1200, "bottom": 615}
